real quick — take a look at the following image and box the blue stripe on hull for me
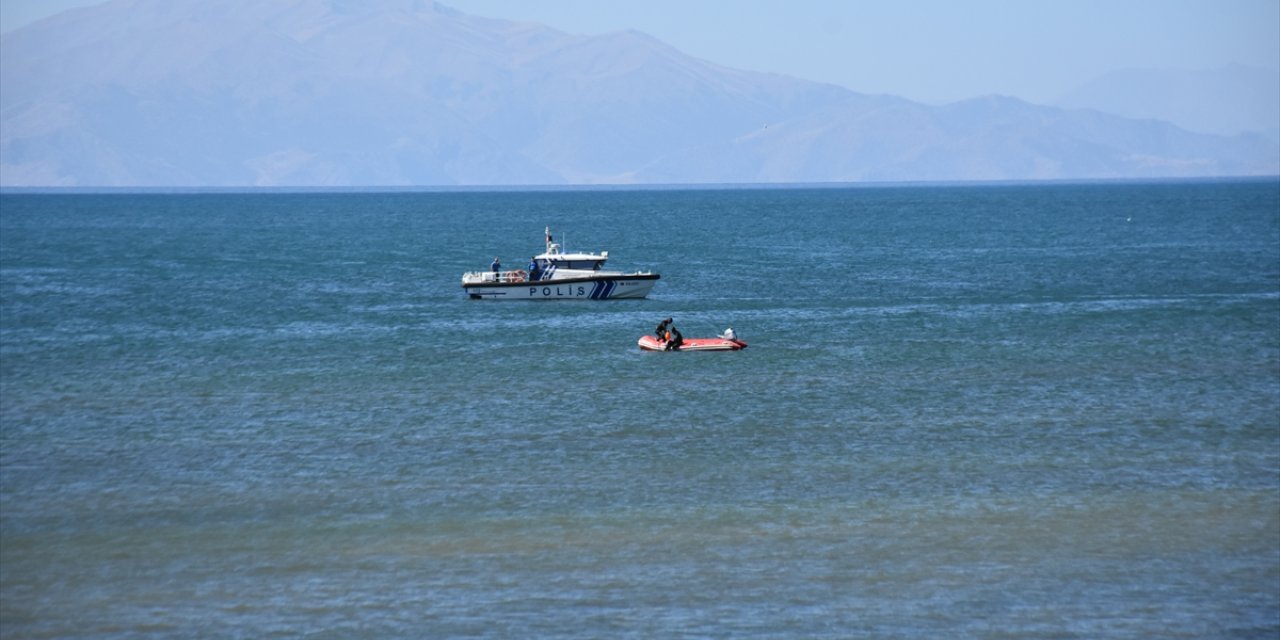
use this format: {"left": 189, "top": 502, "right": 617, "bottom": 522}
{"left": 588, "top": 280, "right": 617, "bottom": 299}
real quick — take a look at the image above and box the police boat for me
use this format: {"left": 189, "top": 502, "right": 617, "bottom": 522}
{"left": 462, "top": 228, "right": 660, "bottom": 300}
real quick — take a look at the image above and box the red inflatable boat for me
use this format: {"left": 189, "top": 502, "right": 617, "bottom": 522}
{"left": 637, "top": 335, "right": 747, "bottom": 352}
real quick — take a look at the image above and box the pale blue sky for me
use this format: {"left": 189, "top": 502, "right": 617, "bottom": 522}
{"left": 3, "top": 0, "right": 1277, "bottom": 104}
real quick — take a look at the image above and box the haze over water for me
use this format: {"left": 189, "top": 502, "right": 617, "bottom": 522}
{"left": 2, "top": 180, "right": 1278, "bottom": 637}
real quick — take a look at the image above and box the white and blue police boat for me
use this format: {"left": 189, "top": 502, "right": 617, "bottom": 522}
{"left": 462, "top": 228, "right": 660, "bottom": 300}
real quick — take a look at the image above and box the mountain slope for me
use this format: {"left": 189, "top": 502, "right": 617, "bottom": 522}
{"left": 642, "top": 95, "right": 1277, "bottom": 183}
{"left": 2, "top": 0, "right": 1276, "bottom": 186}
{"left": 1054, "top": 65, "right": 1280, "bottom": 141}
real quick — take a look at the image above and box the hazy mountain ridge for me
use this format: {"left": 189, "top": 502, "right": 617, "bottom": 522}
{"left": 637, "top": 94, "right": 1276, "bottom": 183}
{"left": 2, "top": 0, "right": 1276, "bottom": 186}
{"left": 1054, "top": 65, "right": 1280, "bottom": 141}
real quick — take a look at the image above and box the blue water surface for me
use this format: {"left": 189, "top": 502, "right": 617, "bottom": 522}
{"left": 2, "top": 180, "right": 1278, "bottom": 638}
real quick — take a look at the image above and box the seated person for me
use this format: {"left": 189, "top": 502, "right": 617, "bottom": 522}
{"left": 664, "top": 326, "right": 684, "bottom": 351}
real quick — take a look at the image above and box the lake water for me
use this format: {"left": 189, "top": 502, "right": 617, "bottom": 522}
{"left": 2, "top": 181, "right": 1278, "bottom": 638}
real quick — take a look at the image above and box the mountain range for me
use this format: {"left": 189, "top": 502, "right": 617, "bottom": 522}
{"left": 2, "top": 0, "right": 1277, "bottom": 187}
{"left": 1053, "top": 64, "right": 1279, "bottom": 141}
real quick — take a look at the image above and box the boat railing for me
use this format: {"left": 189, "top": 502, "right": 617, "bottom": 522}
{"left": 463, "top": 269, "right": 528, "bottom": 284}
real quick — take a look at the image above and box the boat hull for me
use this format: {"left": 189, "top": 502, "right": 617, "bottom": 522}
{"left": 465, "top": 274, "right": 659, "bottom": 300}
{"left": 638, "top": 335, "right": 747, "bottom": 351}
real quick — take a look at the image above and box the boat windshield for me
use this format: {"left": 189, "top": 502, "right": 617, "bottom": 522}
{"left": 541, "top": 258, "right": 603, "bottom": 270}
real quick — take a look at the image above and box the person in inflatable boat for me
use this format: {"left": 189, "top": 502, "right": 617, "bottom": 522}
{"left": 664, "top": 325, "right": 684, "bottom": 351}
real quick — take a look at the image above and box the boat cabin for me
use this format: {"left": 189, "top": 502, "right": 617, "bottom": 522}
{"left": 534, "top": 243, "right": 608, "bottom": 272}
